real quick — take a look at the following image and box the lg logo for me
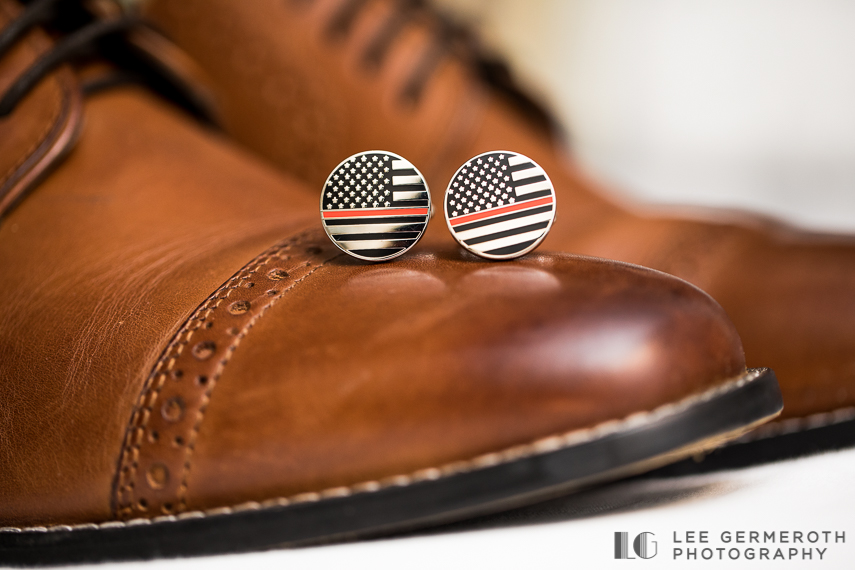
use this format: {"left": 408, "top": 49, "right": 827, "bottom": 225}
{"left": 614, "top": 532, "right": 658, "bottom": 559}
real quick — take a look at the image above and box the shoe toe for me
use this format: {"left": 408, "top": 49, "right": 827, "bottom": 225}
{"left": 168, "top": 248, "right": 745, "bottom": 511}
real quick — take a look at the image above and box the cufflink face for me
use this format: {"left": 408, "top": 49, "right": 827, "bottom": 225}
{"left": 444, "top": 151, "right": 556, "bottom": 260}
{"left": 320, "top": 151, "right": 432, "bottom": 261}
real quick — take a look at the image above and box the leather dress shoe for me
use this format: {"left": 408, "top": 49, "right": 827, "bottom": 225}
{"left": 0, "top": 0, "right": 781, "bottom": 563}
{"left": 139, "top": 0, "right": 855, "bottom": 447}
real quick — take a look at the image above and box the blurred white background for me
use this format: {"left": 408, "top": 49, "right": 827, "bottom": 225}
{"left": 436, "top": 0, "right": 855, "bottom": 232}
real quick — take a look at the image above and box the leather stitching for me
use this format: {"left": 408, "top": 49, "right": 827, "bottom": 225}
{"left": 9, "top": 368, "right": 766, "bottom": 532}
{"left": 176, "top": 243, "right": 334, "bottom": 511}
{"left": 112, "top": 228, "right": 340, "bottom": 519}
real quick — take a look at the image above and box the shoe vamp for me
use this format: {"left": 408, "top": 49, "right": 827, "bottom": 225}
{"left": 0, "top": 85, "right": 317, "bottom": 526}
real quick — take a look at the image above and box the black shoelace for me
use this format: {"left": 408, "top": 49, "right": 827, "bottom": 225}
{"left": 1, "top": 0, "right": 555, "bottom": 135}
{"left": 0, "top": 0, "right": 211, "bottom": 121}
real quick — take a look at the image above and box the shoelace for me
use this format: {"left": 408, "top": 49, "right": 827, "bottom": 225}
{"left": 1, "top": 0, "right": 556, "bottom": 134}
{"left": 325, "top": 0, "right": 558, "bottom": 135}
{"left": 0, "top": 0, "right": 210, "bottom": 121}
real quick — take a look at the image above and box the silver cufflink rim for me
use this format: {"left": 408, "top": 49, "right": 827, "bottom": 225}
{"left": 320, "top": 150, "right": 432, "bottom": 262}
{"left": 443, "top": 150, "right": 557, "bottom": 261}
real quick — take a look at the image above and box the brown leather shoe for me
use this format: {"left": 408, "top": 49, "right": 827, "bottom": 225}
{"left": 138, "top": 0, "right": 855, "bottom": 445}
{"left": 0, "top": 0, "right": 781, "bottom": 563}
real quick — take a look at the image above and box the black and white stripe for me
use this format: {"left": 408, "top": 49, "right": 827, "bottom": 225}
{"left": 388, "top": 158, "right": 429, "bottom": 208}
{"left": 321, "top": 152, "right": 431, "bottom": 261}
{"left": 445, "top": 151, "right": 556, "bottom": 259}
{"left": 508, "top": 154, "right": 552, "bottom": 197}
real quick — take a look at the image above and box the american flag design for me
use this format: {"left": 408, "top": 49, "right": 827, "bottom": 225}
{"left": 321, "top": 151, "right": 431, "bottom": 261}
{"left": 444, "top": 151, "right": 556, "bottom": 259}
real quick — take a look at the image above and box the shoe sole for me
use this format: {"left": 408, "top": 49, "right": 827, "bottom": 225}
{"left": 0, "top": 368, "right": 781, "bottom": 565}
{"left": 643, "top": 403, "right": 855, "bottom": 477}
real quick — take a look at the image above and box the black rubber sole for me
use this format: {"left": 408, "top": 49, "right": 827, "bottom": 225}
{"left": 642, "top": 406, "right": 855, "bottom": 477}
{"left": 0, "top": 368, "right": 782, "bottom": 566}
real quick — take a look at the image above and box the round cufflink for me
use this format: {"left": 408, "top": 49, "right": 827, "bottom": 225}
{"left": 321, "top": 151, "right": 432, "bottom": 261}
{"left": 444, "top": 151, "right": 556, "bottom": 260}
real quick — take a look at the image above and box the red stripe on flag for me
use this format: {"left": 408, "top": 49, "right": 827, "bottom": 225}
{"left": 448, "top": 196, "right": 553, "bottom": 227}
{"left": 322, "top": 207, "right": 429, "bottom": 219}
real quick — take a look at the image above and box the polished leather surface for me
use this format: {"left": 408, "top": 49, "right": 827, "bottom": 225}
{"left": 141, "top": 0, "right": 855, "bottom": 422}
{"left": 181, "top": 243, "right": 744, "bottom": 513}
{"left": 0, "top": 0, "right": 749, "bottom": 526}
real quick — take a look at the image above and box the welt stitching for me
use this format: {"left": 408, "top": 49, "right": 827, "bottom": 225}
{"left": 8, "top": 369, "right": 767, "bottom": 533}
